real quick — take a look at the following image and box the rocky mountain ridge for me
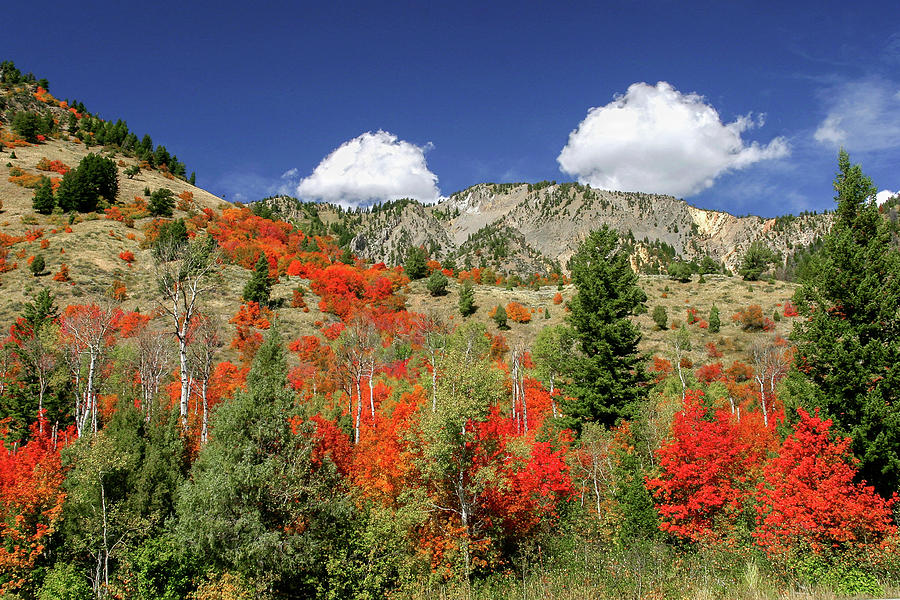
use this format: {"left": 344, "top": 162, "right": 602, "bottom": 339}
{"left": 259, "top": 182, "right": 833, "bottom": 277}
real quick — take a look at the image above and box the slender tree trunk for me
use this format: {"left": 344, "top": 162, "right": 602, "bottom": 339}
{"left": 178, "top": 331, "right": 190, "bottom": 428}
{"left": 354, "top": 377, "right": 362, "bottom": 443}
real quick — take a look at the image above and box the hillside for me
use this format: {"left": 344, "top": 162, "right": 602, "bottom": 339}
{"left": 257, "top": 182, "right": 833, "bottom": 279}
{"left": 0, "top": 72, "right": 803, "bottom": 369}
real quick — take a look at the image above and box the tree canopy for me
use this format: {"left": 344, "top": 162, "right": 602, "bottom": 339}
{"left": 560, "top": 226, "right": 647, "bottom": 430}
{"left": 791, "top": 150, "right": 900, "bottom": 496}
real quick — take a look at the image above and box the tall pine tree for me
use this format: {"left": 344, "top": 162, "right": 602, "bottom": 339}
{"left": 242, "top": 255, "right": 273, "bottom": 306}
{"left": 791, "top": 150, "right": 900, "bottom": 496}
{"left": 560, "top": 226, "right": 647, "bottom": 430}
{"left": 176, "top": 326, "right": 350, "bottom": 595}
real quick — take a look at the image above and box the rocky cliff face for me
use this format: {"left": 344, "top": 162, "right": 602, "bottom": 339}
{"left": 263, "top": 182, "right": 833, "bottom": 275}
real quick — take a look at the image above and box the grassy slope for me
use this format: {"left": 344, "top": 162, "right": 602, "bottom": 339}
{"left": 0, "top": 125, "right": 799, "bottom": 369}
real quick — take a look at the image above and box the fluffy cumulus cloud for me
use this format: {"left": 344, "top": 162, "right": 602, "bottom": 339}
{"left": 557, "top": 82, "right": 790, "bottom": 197}
{"left": 296, "top": 131, "right": 440, "bottom": 207}
{"left": 814, "top": 78, "right": 900, "bottom": 152}
{"left": 876, "top": 189, "right": 898, "bottom": 205}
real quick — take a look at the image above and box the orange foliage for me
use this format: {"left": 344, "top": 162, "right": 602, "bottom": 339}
{"left": 52, "top": 264, "right": 69, "bottom": 282}
{"left": 553, "top": 292, "right": 563, "bottom": 305}
{"left": 35, "top": 158, "right": 69, "bottom": 175}
{"left": 505, "top": 301, "right": 531, "bottom": 323}
{"left": 0, "top": 418, "right": 71, "bottom": 594}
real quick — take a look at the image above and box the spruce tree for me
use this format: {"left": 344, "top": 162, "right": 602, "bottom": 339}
{"left": 652, "top": 305, "right": 668, "bottom": 330}
{"left": 242, "top": 255, "right": 273, "bottom": 306}
{"left": 32, "top": 177, "right": 55, "bottom": 214}
{"left": 561, "top": 226, "right": 647, "bottom": 430}
{"left": 149, "top": 188, "right": 175, "bottom": 217}
{"left": 404, "top": 246, "right": 428, "bottom": 280}
{"left": 708, "top": 305, "right": 720, "bottom": 333}
{"left": 791, "top": 150, "right": 900, "bottom": 496}
{"left": 176, "top": 326, "right": 349, "bottom": 595}
{"left": 458, "top": 279, "right": 475, "bottom": 316}
{"left": 30, "top": 254, "right": 45, "bottom": 276}
{"left": 426, "top": 269, "right": 448, "bottom": 296}
{"left": 492, "top": 304, "right": 508, "bottom": 329}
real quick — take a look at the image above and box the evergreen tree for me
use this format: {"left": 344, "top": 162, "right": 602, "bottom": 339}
{"left": 56, "top": 153, "right": 118, "bottom": 212}
{"left": 11, "top": 111, "right": 40, "bottom": 143}
{"left": 32, "top": 177, "right": 55, "bottom": 214}
{"left": 791, "top": 150, "right": 900, "bottom": 496}
{"left": 492, "top": 304, "right": 508, "bottom": 329}
{"left": 458, "top": 279, "right": 475, "bottom": 316}
{"left": 152, "top": 218, "right": 188, "bottom": 261}
{"left": 652, "top": 305, "right": 668, "bottom": 330}
{"left": 561, "top": 226, "right": 648, "bottom": 430}
{"left": 404, "top": 246, "right": 428, "bottom": 280}
{"left": 708, "top": 304, "right": 720, "bottom": 334}
{"left": 242, "top": 255, "right": 273, "bottom": 306}
{"left": 698, "top": 255, "right": 719, "bottom": 274}
{"left": 426, "top": 269, "right": 448, "bottom": 296}
{"left": 30, "top": 254, "right": 45, "bottom": 276}
{"left": 148, "top": 188, "right": 175, "bottom": 217}
{"left": 667, "top": 261, "right": 692, "bottom": 282}
{"left": 739, "top": 242, "right": 778, "bottom": 281}
{"left": 176, "top": 326, "right": 350, "bottom": 595}
{"left": 22, "top": 288, "right": 58, "bottom": 334}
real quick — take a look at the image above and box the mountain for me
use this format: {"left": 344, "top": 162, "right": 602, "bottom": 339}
{"left": 257, "top": 182, "right": 833, "bottom": 278}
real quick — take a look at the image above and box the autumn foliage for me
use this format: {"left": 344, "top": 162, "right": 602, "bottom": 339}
{"left": 0, "top": 418, "right": 70, "bottom": 594}
{"left": 754, "top": 409, "right": 896, "bottom": 556}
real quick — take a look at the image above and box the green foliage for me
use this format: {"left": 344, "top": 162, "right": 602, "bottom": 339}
{"left": 666, "top": 261, "right": 692, "bottom": 282}
{"left": 38, "top": 562, "right": 93, "bottom": 600}
{"left": 23, "top": 287, "right": 58, "bottom": 332}
{"left": 425, "top": 269, "right": 448, "bottom": 296}
{"left": 32, "top": 176, "right": 55, "bottom": 214}
{"left": 561, "top": 226, "right": 648, "bottom": 430}
{"left": 12, "top": 111, "right": 40, "bottom": 143}
{"left": 532, "top": 324, "right": 573, "bottom": 394}
{"left": 152, "top": 218, "right": 188, "bottom": 260}
{"left": 0, "top": 60, "right": 23, "bottom": 85}
{"left": 458, "top": 279, "right": 475, "bottom": 317}
{"left": 122, "top": 534, "right": 199, "bottom": 600}
{"left": 791, "top": 150, "right": 900, "bottom": 496}
{"left": 149, "top": 188, "right": 175, "bottom": 217}
{"left": 176, "top": 326, "right": 351, "bottom": 595}
{"left": 698, "top": 255, "right": 719, "bottom": 274}
{"left": 492, "top": 304, "right": 508, "bottom": 329}
{"left": 792, "top": 554, "right": 882, "bottom": 597}
{"left": 56, "top": 153, "right": 118, "bottom": 213}
{"left": 242, "top": 255, "right": 273, "bottom": 306}
{"left": 124, "top": 165, "right": 140, "bottom": 179}
{"left": 708, "top": 304, "right": 720, "bottom": 333}
{"left": 30, "top": 254, "right": 45, "bottom": 276}
{"left": 652, "top": 305, "right": 668, "bottom": 330}
{"left": 404, "top": 246, "right": 428, "bottom": 280}
{"left": 739, "top": 242, "right": 778, "bottom": 281}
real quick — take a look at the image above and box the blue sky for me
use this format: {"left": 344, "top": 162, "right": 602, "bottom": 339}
{"left": 6, "top": 0, "right": 900, "bottom": 216}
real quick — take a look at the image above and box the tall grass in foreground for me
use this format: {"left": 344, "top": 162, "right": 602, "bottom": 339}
{"left": 399, "top": 540, "right": 900, "bottom": 600}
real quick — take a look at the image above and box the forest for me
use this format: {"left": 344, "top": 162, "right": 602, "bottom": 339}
{"left": 1, "top": 78, "right": 899, "bottom": 600}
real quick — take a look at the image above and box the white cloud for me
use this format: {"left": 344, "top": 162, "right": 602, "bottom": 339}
{"left": 876, "top": 189, "right": 898, "bottom": 205}
{"left": 557, "top": 81, "right": 790, "bottom": 197}
{"left": 296, "top": 131, "right": 440, "bottom": 207}
{"left": 814, "top": 78, "right": 900, "bottom": 151}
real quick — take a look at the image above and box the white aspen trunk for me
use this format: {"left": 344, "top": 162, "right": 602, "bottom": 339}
{"left": 756, "top": 376, "right": 768, "bottom": 427}
{"left": 367, "top": 361, "right": 375, "bottom": 421}
{"left": 201, "top": 379, "right": 209, "bottom": 444}
{"left": 178, "top": 331, "right": 190, "bottom": 428}
{"left": 354, "top": 377, "right": 362, "bottom": 444}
